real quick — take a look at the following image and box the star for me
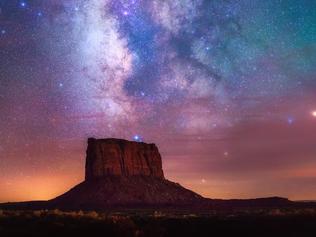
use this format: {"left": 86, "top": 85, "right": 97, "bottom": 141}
{"left": 20, "top": 2, "right": 27, "bottom": 8}
{"left": 287, "top": 117, "right": 294, "bottom": 125}
{"left": 133, "top": 135, "right": 142, "bottom": 142}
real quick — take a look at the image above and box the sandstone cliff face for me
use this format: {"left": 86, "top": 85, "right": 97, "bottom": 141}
{"left": 85, "top": 138, "right": 164, "bottom": 180}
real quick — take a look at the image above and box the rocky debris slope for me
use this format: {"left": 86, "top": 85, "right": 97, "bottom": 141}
{"left": 51, "top": 176, "right": 203, "bottom": 209}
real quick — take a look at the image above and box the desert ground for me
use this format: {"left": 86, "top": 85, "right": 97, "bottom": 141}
{"left": 1, "top": 208, "right": 316, "bottom": 237}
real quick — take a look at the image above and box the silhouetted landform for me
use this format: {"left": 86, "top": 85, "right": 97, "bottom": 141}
{"left": 1, "top": 138, "right": 315, "bottom": 211}
{"left": 51, "top": 176, "right": 204, "bottom": 209}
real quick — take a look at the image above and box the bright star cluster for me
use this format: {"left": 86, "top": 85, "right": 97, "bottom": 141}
{"left": 0, "top": 0, "right": 316, "bottom": 202}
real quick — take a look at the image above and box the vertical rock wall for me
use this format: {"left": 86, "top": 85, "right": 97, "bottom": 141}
{"left": 85, "top": 138, "right": 165, "bottom": 180}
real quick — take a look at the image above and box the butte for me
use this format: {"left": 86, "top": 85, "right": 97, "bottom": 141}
{"left": 50, "top": 138, "right": 203, "bottom": 209}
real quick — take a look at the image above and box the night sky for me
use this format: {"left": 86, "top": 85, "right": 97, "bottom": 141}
{"left": 1, "top": 0, "right": 316, "bottom": 202}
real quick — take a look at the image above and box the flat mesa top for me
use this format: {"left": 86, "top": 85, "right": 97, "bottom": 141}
{"left": 88, "top": 137, "right": 155, "bottom": 146}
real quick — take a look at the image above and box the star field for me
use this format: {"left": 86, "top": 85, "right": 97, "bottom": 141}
{"left": 0, "top": 0, "right": 316, "bottom": 201}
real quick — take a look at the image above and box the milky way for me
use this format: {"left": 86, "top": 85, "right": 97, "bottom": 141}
{"left": 1, "top": 0, "right": 316, "bottom": 201}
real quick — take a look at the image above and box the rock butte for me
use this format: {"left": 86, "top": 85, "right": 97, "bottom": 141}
{"left": 50, "top": 138, "right": 204, "bottom": 209}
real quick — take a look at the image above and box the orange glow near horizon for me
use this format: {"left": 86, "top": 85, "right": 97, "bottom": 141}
{"left": 1, "top": 159, "right": 316, "bottom": 203}
{"left": 0, "top": 174, "right": 83, "bottom": 203}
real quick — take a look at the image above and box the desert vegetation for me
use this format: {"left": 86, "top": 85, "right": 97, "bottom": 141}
{"left": 1, "top": 208, "right": 316, "bottom": 236}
